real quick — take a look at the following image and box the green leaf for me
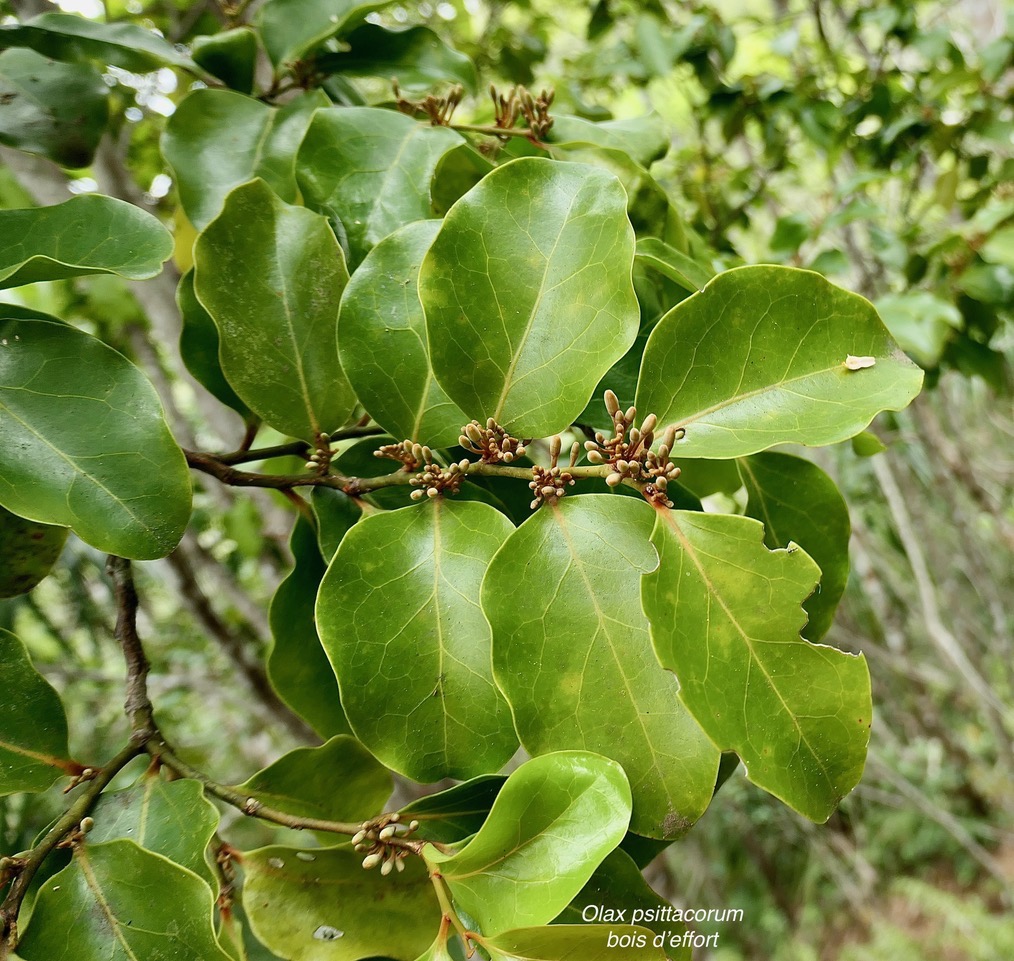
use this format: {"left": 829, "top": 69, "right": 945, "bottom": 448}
{"left": 0, "top": 317, "right": 192, "bottom": 559}
{"left": 193, "top": 179, "right": 355, "bottom": 442}
{"left": 0, "top": 195, "right": 173, "bottom": 289}
{"left": 238, "top": 735, "right": 392, "bottom": 826}
{"left": 310, "top": 486, "right": 363, "bottom": 560}
{"left": 642, "top": 509, "right": 872, "bottom": 822}
{"left": 483, "top": 925, "right": 666, "bottom": 960}
{"left": 483, "top": 496, "right": 718, "bottom": 839}
{"left": 422, "top": 157, "right": 639, "bottom": 438}
{"left": 0, "top": 628, "right": 76, "bottom": 795}
{"left": 297, "top": 106, "right": 463, "bottom": 268}
{"left": 0, "top": 504, "right": 67, "bottom": 598}
{"left": 177, "top": 269, "right": 252, "bottom": 417}
{"left": 0, "top": 12, "right": 204, "bottom": 74}
{"left": 242, "top": 845, "right": 438, "bottom": 961}
{"left": 851, "top": 430, "right": 887, "bottom": 457}
{"left": 399, "top": 775, "right": 505, "bottom": 843}
{"left": 423, "top": 752, "right": 632, "bottom": 936}
{"left": 556, "top": 849, "right": 689, "bottom": 960}
{"left": 255, "top": 0, "right": 396, "bottom": 68}
{"left": 339, "top": 220, "right": 467, "bottom": 447}
{"left": 164, "top": 88, "right": 328, "bottom": 230}
{"left": 0, "top": 49, "right": 107, "bottom": 168}
{"left": 318, "top": 23, "right": 478, "bottom": 93}
{"left": 635, "top": 266, "right": 924, "bottom": 458}
{"left": 17, "top": 840, "right": 233, "bottom": 961}
{"left": 192, "top": 28, "right": 258, "bottom": 94}
{"left": 317, "top": 500, "right": 518, "bottom": 781}
{"left": 89, "top": 774, "right": 220, "bottom": 888}
{"left": 875, "top": 291, "right": 962, "bottom": 368}
{"left": 550, "top": 115, "right": 669, "bottom": 168}
{"left": 635, "top": 238, "right": 714, "bottom": 294}
{"left": 737, "top": 452, "right": 850, "bottom": 641}
{"left": 268, "top": 516, "right": 353, "bottom": 739}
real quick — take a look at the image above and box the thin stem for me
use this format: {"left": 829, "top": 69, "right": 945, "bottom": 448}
{"left": 105, "top": 556, "right": 155, "bottom": 740}
{"left": 213, "top": 425, "right": 384, "bottom": 467}
{"left": 428, "top": 870, "right": 475, "bottom": 953}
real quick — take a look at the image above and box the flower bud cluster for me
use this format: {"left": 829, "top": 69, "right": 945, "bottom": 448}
{"left": 584, "top": 390, "right": 683, "bottom": 507}
{"left": 376, "top": 440, "right": 435, "bottom": 472}
{"left": 529, "top": 435, "right": 579, "bottom": 510}
{"left": 490, "top": 84, "right": 555, "bottom": 139}
{"left": 409, "top": 459, "right": 470, "bottom": 500}
{"left": 304, "top": 431, "right": 334, "bottom": 474}
{"left": 353, "top": 814, "right": 421, "bottom": 877}
{"left": 459, "top": 419, "right": 526, "bottom": 463}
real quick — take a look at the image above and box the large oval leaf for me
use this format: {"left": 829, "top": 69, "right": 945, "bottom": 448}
{"left": 296, "top": 106, "right": 463, "bottom": 267}
{"left": 737, "top": 452, "right": 850, "bottom": 641}
{"left": 338, "top": 219, "right": 467, "bottom": 447}
{"left": 0, "top": 317, "right": 191, "bottom": 559}
{"left": 0, "top": 195, "right": 173, "bottom": 289}
{"left": 0, "top": 49, "right": 107, "bottom": 168}
{"left": 635, "top": 266, "right": 924, "bottom": 457}
{"left": 242, "top": 844, "right": 438, "bottom": 961}
{"left": 483, "top": 496, "right": 718, "bottom": 839}
{"left": 193, "top": 179, "right": 356, "bottom": 442}
{"left": 421, "top": 157, "right": 639, "bottom": 438}
{"left": 317, "top": 499, "right": 518, "bottom": 781}
{"left": 0, "top": 628, "right": 77, "bottom": 795}
{"left": 17, "top": 840, "right": 232, "bottom": 961}
{"left": 0, "top": 504, "right": 67, "bottom": 598}
{"left": 641, "top": 509, "right": 872, "bottom": 822}
{"left": 268, "top": 516, "right": 353, "bottom": 739}
{"left": 423, "top": 752, "right": 632, "bottom": 936}
{"left": 164, "top": 88, "right": 327, "bottom": 230}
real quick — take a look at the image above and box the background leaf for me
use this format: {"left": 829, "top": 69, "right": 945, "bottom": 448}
{"left": 483, "top": 925, "right": 667, "bottom": 960}
{"left": 635, "top": 266, "right": 924, "bottom": 457}
{"left": 238, "top": 735, "right": 392, "bottom": 826}
{"left": 737, "top": 452, "right": 851, "bottom": 641}
{"left": 268, "top": 515, "right": 353, "bottom": 739}
{"left": 0, "top": 504, "right": 67, "bottom": 598}
{"left": 0, "top": 317, "right": 192, "bottom": 559}
{"left": 642, "top": 509, "right": 872, "bottom": 822}
{"left": 17, "top": 840, "right": 232, "bottom": 961}
{"left": 242, "top": 844, "right": 438, "bottom": 961}
{"left": 0, "top": 627, "right": 76, "bottom": 795}
{"left": 423, "top": 752, "right": 632, "bottom": 936}
{"left": 0, "top": 196, "right": 173, "bottom": 288}
{"left": 89, "top": 774, "right": 220, "bottom": 887}
{"left": 0, "top": 49, "right": 107, "bottom": 168}
{"left": 296, "top": 106, "right": 463, "bottom": 268}
{"left": 338, "top": 219, "right": 467, "bottom": 447}
{"left": 483, "top": 496, "right": 718, "bottom": 838}
{"left": 193, "top": 179, "right": 355, "bottom": 442}
{"left": 164, "top": 89, "right": 328, "bottom": 230}
{"left": 399, "top": 775, "right": 505, "bottom": 843}
{"left": 317, "top": 500, "right": 518, "bottom": 781}
{"left": 421, "top": 157, "right": 639, "bottom": 438}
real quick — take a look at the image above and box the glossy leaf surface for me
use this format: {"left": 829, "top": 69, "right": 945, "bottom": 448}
{"left": 297, "top": 106, "right": 463, "bottom": 267}
{"left": 0, "top": 196, "right": 172, "bottom": 288}
{"left": 421, "top": 157, "right": 638, "bottom": 437}
{"left": 89, "top": 774, "right": 219, "bottom": 887}
{"left": 399, "top": 775, "right": 505, "bottom": 843}
{"left": 339, "top": 219, "right": 466, "bottom": 447}
{"left": 423, "top": 752, "right": 631, "bottom": 935}
{"left": 636, "top": 266, "right": 924, "bottom": 457}
{"left": 242, "top": 845, "right": 438, "bottom": 961}
{"left": 0, "top": 628, "right": 75, "bottom": 795}
{"left": 317, "top": 500, "right": 518, "bottom": 781}
{"left": 164, "top": 89, "right": 327, "bottom": 229}
{"left": 738, "top": 452, "right": 850, "bottom": 641}
{"left": 642, "top": 509, "right": 871, "bottom": 822}
{"left": 256, "top": 0, "right": 395, "bottom": 68}
{"left": 238, "top": 735, "right": 391, "bottom": 825}
{"left": 0, "top": 49, "right": 107, "bottom": 167}
{"left": 483, "top": 496, "right": 718, "bottom": 838}
{"left": 0, "top": 318, "right": 191, "bottom": 559}
{"left": 194, "top": 179, "right": 354, "bottom": 441}
{"left": 0, "top": 504, "right": 66, "bottom": 598}
{"left": 484, "top": 925, "right": 666, "bottom": 961}
{"left": 17, "top": 840, "right": 232, "bottom": 961}
{"left": 268, "top": 516, "right": 352, "bottom": 738}
{"left": 0, "top": 12, "right": 202, "bottom": 73}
